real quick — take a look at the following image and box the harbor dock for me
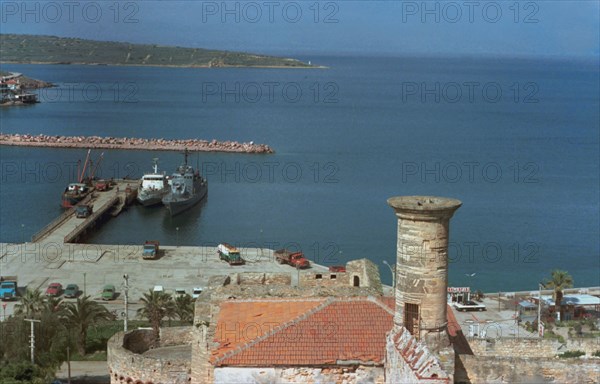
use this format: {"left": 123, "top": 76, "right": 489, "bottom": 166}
{"left": 31, "top": 180, "right": 138, "bottom": 244}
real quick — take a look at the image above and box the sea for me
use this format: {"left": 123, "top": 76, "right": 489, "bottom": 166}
{"left": 0, "top": 56, "right": 598, "bottom": 292}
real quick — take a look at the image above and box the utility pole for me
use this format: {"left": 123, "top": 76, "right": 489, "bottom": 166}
{"left": 24, "top": 318, "right": 41, "bottom": 364}
{"left": 123, "top": 274, "right": 129, "bottom": 332}
{"left": 538, "top": 282, "right": 545, "bottom": 337}
{"left": 67, "top": 346, "right": 71, "bottom": 384}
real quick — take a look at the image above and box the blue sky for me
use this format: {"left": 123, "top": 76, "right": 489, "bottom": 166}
{"left": 1, "top": 1, "right": 599, "bottom": 58}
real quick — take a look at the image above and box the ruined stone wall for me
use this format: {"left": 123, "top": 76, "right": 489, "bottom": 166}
{"left": 191, "top": 295, "right": 220, "bottom": 384}
{"left": 230, "top": 272, "right": 291, "bottom": 286}
{"left": 468, "top": 337, "right": 600, "bottom": 358}
{"left": 107, "top": 327, "right": 192, "bottom": 384}
{"left": 346, "top": 259, "right": 384, "bottom": 294}
{"left": 214, "top": 366, "right": 385, "bottom": 383}
{"left": 456, "top": 355, "right": 600, "bottom": 384}
{"left": 299, "top": 271, "right": 349, "bottom": 287}
{"left": 385, "top": 327, "right": 453, "bottom": 384}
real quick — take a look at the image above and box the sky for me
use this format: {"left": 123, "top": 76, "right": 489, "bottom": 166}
{"left": 1, "top": 0, "right": 599, "bottom": 58}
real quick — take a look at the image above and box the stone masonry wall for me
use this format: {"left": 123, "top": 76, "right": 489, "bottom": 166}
{"left": 299, "top": 271, "right": 349, "bottom": 287}
{"left": 230, "top": 272, "right": 292, "bottom": 286}
{"left": 108, "top": 327, "right": 192, "bottom": 384}
{"left": 214, "top": 366, "right": 385, "bottom": 383}
{"left": 456, "top": 355, "right": 600, "bottom": 384}
{"left": 468, "top": 337, "right": 600, "bottom": 358}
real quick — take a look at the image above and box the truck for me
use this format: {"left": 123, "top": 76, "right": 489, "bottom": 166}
{"left": 143, "top": 241, "right": 160, "bottom": 259}
{"left": 217, "top": 243, "right": 244, "bottom": 265}
{"left": 274, "top": 249, "right": 310, "bottom": 269}
{"left": 0, "top": 276, "right": 18, "bottom": 301}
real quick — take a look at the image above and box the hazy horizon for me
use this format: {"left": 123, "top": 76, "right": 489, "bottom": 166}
{"left": 1, "top": 1, "right": 598, "bottom": 59}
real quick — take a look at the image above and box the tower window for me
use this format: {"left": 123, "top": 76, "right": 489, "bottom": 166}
{"left": 405, "top": 303, "right": 420, "bottom": 339}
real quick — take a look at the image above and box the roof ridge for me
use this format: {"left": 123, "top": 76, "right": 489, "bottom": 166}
{"left": 223, "top": 297, "right": 326, "bottom": 303}
{"left": 213, "top": 297, "right": 334, "bottom": 365}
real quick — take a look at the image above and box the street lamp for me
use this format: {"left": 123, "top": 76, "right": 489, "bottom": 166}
{"left": 24, "top": 318, "right": 41, "bottom": 364}
{"left": 83, "top": 273, "right": 87, "bottom": 296}
{"left": 382, "top": 260, "right": 396, "bottom": 289}
{"left": 465, "top": 272, "right": 477, "bottom": 300}
{"left": 21, "top": 224, "right": 25, "bottom": 244}
{"left": 176, "top": 227, "right": 179, "bottom": 248}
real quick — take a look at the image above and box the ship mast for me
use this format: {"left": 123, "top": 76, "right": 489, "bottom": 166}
{"left": 78, "top": 149, "right": 92, "bottom": 183}
{"left": 90, "top": 152, "right": 104, "bottom": 180}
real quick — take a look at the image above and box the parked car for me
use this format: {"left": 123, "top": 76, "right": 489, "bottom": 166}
{"left": 153, "top": 285, "right": 164, "bottom": 293}
{"left": 454, "top": 300, "right": 487, "bottom": 311}
{"left": 75, "top": 204, "right": 93, "bottom": 218}
{"left": 64, "top": 284, "right": 79, "bottom": 298}
{"left": 175, "top": 288, "right": 187, "bottom": 297}
{"left": 101, "top": 284, "right": 116, "bottom": 300}
{"left": 45, "top": 283, "right": 63, "bottom": 297}
{"left": 192, "top": 287, "right": 204, "bottom": 299}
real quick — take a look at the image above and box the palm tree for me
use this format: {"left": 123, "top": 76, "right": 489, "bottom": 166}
{"left": 174, "top": 294, "right": 194, "bottom": 324}
{"left": 65, "top": 295, "right": 114, "bottom": 356}
{"left": 14, "top": 289, "right": 45, "bottom": 317}
{"left": 137, "top": 290, "right": 175, "bottom": 346}
{"left": 545, "top": 269, "right": 574, "bottom": 321}
{"left": 43, "top": 296, "right": 65, "bottom": 315}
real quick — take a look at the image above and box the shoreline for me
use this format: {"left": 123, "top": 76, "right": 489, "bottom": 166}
{"left": 0, "top": 60, "right": 328, "bottom": 70}
{"left": 0, "top": 133, "right": 274, "bottom": 154}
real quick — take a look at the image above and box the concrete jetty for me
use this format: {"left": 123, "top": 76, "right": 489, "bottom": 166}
{"left": 31, "top": 180, "right": 137, "bottom": 244}
{"left": 0, "top": 133, "right": 274, "bottom": 154}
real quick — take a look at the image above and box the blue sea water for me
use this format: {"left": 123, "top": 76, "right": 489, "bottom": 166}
{"left": 0, "top": 56, "right": 598, "bottom": 292}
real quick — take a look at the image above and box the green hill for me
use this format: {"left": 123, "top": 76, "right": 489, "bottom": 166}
{"left": 0, "top": 34, "right": 313, "bottom": 68}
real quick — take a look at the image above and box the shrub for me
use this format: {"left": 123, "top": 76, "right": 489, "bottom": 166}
{"left": 557, "top": 350, "right": 585, "bottom": 358}
{"left": 592, "top": 350, "right": 600, "bottom": 357}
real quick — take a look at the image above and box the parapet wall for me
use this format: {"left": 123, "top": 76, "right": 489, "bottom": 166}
{"left": 457, "top": 355, "right": 600, "bottom": 384}
{"left": 230, "top": 272, "right": 292, "bottom": 285}
{"left": 108, "top": 327, "right": 193, "bottom": 384}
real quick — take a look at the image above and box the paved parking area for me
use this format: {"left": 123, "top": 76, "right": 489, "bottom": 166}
{"left": 0, "top": 242, "right": 328, "bottom": 319}
{"left": 450, "top": 297, "right": 537, "bottom": 339}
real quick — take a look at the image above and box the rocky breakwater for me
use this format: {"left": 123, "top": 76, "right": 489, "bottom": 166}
{"left": 0, "top": 133, "right": 274, "bottom": 154}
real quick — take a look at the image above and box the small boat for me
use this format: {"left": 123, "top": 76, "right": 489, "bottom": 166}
{"left": 162, "top": 149, "right": 207, "bottom": 216}
{"left": 137, "top": 158, "right": 169, "bottom": 207}
{"left": 61, "top": 150, "right": 103, "bottom": 208}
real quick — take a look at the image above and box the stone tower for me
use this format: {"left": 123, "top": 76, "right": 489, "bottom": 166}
{"left": 387, "top": 195, "right": 461, "bottom": 352}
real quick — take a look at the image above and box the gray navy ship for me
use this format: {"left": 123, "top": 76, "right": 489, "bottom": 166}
{"left": 137, "top": 158, "right": 169, "bottom": 206}
{"left": 162, "top": 150, "right": 208, "bottom": 216}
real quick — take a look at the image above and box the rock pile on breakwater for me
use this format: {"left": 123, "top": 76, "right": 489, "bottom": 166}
{"left": 0, "top": 133, "right": 274, "bottom": 154}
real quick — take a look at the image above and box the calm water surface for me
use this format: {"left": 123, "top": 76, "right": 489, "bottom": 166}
{"left": 1, "top": 56, "right": 598, "bottom": 292}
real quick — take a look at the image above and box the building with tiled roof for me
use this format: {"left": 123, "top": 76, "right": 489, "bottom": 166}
{"left": 109, "top": 196, "right": 463, "bottom": 384}
{"left": 212, "top": 297, "right": 394, "bottom": 367}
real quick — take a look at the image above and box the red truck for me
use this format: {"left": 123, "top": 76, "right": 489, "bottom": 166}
{"left": 274, "top": 249, "right": 310, "bottom": 269}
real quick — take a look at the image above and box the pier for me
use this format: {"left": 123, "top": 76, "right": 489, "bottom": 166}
{"left": 31, "top": 180, "right": 138, "bottom": 244}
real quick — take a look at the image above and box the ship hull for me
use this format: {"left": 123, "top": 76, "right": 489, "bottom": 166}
{"left": 162, "top": 185, "right": 207, "bottom": 216}
{"left": 61, "top": 192, "right": 89, "bottom": 208}
{"left": 137, "top": 190, "right": 168, "bottom": 207}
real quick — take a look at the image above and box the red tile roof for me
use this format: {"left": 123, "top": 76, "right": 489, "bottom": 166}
{"left": 211, "top": 297, "right": 395, "bottom": 367}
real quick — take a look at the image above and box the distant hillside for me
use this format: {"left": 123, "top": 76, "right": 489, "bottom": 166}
{"left": 0, "top": 34, "right": 313, "bottom": 68}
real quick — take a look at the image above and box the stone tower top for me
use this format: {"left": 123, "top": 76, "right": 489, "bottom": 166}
{"left": 387, "top": 196, "right": 462, "bottom": 220}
